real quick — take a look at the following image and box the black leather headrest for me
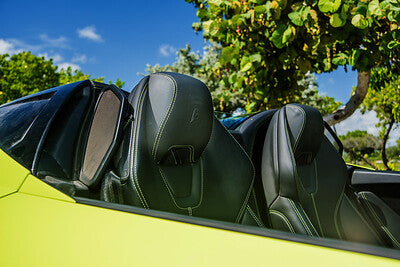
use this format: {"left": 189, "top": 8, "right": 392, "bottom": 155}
{"left": 285, "top": 104, "right": 324, "bottom": 165}
{"left": 130, "top": 72, "right": 213, "bottom": 165}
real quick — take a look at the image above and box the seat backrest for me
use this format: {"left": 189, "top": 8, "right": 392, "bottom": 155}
{"left": 102, "top": 72, "right": 262, "bottom": 226}
{"left": 261, "top": 104, "right": 385, "bottom": 245}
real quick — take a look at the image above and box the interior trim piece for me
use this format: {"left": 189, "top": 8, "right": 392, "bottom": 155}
{"left": 74, "top": 197, "right": 400, "bottom": 260}
{"left": 352, "top": 169, "right": 400, "bottom": 185}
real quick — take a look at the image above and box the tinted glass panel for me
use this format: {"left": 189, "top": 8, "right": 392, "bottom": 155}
{"left": 0, "top": 96, "right": 51, "bottom": 168}
{"left": 80, "top": 89, "right": 121, "bottom": 185}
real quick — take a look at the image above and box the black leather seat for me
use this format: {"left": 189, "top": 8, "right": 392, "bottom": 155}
{"left": 261, "top": 104, "right": 399, "bottom": 247}
{"left": 101, "top": 72, "right": 263, "bottom": 226}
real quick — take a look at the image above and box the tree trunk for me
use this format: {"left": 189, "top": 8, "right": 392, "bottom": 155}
{"left": 360, "top": 155, "right": 379, "bottom": 170}
{"left": 323, "top": 71, "right": 370, "bottom": 126}
{"left": 381, "top": 116, "right": 395, "bottom": 171}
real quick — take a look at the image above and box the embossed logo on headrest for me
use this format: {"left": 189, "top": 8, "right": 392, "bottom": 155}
{"left": 190, "top": 107, "right": 199, "bottom": 124}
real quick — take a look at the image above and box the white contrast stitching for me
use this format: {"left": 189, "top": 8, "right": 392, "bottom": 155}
{"left": 151, "top": 73, "right": 178, "bottom": 161}
{"left": 270, "top": 209, "right": 295, "bottom": 233}
{"left": 130, "top": 84, "right": 149, "bottom": 208}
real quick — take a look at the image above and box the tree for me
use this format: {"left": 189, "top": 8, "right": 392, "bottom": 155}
{"left": 186, "top": 0, "right": 400, "bottom": 124}
{"left": 296, "top": 72, "right": 341, "bottom": 115}
{"left": 147, "top": 44, "right": 341, "bottom": 114}
{"left": 0, "top": 52, "right": 59, "bottom": 104}
{"left": 59, "top": 68, "right": 125, "bottom": 88}
{"left": 59, "top": 67, "right": 103, "bottom": 85}
{"left": 362, "top": 67, "right": 400, "bottom": 170}
{"left": 340, "top": 130, "right": 381, "bottom": 169}
{"left": 386, "top": 138, "right": 400, "bottom": 162}
{"left": 0, "top": 52, "right": 126, "bottom": 105}
{"left": 147, "top": 44, "right": 246, "bottom": 113}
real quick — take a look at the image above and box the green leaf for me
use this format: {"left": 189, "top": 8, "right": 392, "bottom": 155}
{"left": 368, "top": 0, "right": 382, "bottom": 16}
{"left": 202, "top": 20, "right": 212, "bottom": 34}
{"left": 209, "top": 22, "right": 219, "bottom": 36}
{"left": 349, "top": 49, "right": 361, "bottom": 66}
{"left": 241, "top": 62, "right": 253, "bottom": 72}
{"left": 196, "top": 8, "right": 208, "bottom": 19}
{"left": 270, "top": 24, "right": 287, "bottom": 49}
{"left": 332, "top": 53, "right": 347, "bottom": 65}
{"left": 250, "top": 53, "right": 262, "bottom": 62}
{"left": 282, "top": 27, "right": 293, "bottom": 44}
{"left": 318, "top": 0, "right": 341, "bottom": 13}
{"left": 388, "top": 40, "right": 400, "bottom": 49}
{"left": 351, "top": 14, "right": 368, "bottom": 29}
{"left": 255, "top": 5, "right": 267, "bottom": 14}
{"left": 288, "top": 11, "right": 304, "bottom": 26}
{"left": 221, "top": 47, "right": 236, "bottom": 65}
{"left": 192, "top": 22, "right": 202, "bottom": 30}
{"left": 208, "top": 0, "right": 222, "bottom": 6}
{"left": 330, "top": 13, "right": 345, "bottom": 27}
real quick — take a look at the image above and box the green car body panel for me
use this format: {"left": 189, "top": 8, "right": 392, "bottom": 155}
{"left": 0, "top": 149, "right": 399, "bottom": 266}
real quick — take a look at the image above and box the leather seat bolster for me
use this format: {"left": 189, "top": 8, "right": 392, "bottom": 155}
{"left": 270, "top": 196, "right": 319, "bottom": 236}
{"left": 241, "top": 205, "right": 265, "bottom": 227}
{"left": 358, "top": 191, "right": 400, "bottom": 248}
{"left": 337, "top": 193, "right": 384, "bottom": 245}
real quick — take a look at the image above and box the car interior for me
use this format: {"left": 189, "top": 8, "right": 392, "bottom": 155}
{"left": 1, "top": 72, "right": 399, "bottom": 254}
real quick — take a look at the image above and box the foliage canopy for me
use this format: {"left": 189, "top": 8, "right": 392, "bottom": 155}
{"left": 186, "top": 0, "right": 400, "bottom": 112}
{"left": 0, "top": 52, "right": 125, "bottom": 105}
{"left": 362, "top": 66, "right": 400, "bottom": 169}
{"left": 147, "top": 44, "right": 341, "bottom": 114}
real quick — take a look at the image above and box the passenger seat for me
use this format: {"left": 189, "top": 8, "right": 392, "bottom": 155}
{"left": 261, "top": 104, "right": 400, "bottom": 248}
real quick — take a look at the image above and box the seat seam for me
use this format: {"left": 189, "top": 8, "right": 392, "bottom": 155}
{"left": 168, "top": 144, "right": 195, "bottom": 163}
{"left": 151, "top": 73, "right": 178, "bottom": 161}
{"left": 334, "top": 184, "right": 345, "bottom": 240}
{"left": 246, "top": 205, "right": 265, "bottom": 227}
{"left": 130, "top": 84, "right": 149, "bottom": 209}
{"left": 252, "top": 189, "right": 262, "bottom": 219}
{"left": 311, "top": 159, "right": 324, "bottom": 236}
{"left": 360, "top": 192, "right": 400, "bottom": 248}
{"left": 236, "top": 177, "right": 255, "bottom": 223}
{"left": 270, "top": 209, "right": 295, "bottom": 233}
{"left": 158, "top": 158, "right": 204, "bottom": 211}
{"left": 218, "top": 121, "right": 256, "bottom": 224}
{"left": 345, "top": 194, "right": 383, "bottom": 243}
{"left": 288, "top": 199, "right": 314, "bottom": 236}
{"left": 291, "top": 105, "right": 306, "bottom": 152}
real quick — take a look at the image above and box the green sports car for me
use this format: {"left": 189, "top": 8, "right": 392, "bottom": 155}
{"left": 0, "top": 72, "right": 399, "bottom": 266}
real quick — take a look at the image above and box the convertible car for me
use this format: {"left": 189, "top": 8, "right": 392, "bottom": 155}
{"left": 0, "top": 72, "right": 399, "bottom": 266}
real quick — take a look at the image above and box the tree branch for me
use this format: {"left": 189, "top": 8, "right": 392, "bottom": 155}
{"left": 323, "top": 71, "right": 370, "bottom": 125}
{"left": 381, "top": 116, "right": 395, "bottom": 171}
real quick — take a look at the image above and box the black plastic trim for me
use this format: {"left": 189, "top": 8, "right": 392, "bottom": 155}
{"left": 324, "top": 121, "right": 344, "bottom": 155}
{"left": 352, "top": 169, "right": 400, "bottom": 185}
{"left": 31, "top": 81, "right": 93, "bottom": 174}
{"left": 74, "top": 197, "right": 400, "bottom": 260}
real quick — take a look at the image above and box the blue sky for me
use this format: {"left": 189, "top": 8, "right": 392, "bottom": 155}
{"left": 1, "top": 0, "right": 398, "bottom": 143}
{"left": 0, "top": 0, "right": 358, "bottom": 102}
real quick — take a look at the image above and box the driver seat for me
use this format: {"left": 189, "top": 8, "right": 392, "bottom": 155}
{"left": 101, "top": 72, "right": 263, "bottom": 226}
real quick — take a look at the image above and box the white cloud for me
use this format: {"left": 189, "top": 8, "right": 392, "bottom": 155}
{"left": 334, "top": 109, "right": 400, "bottom": 146}
{"left": 57, "top": 62, "right": 80, "bottom": 72}
{"left": 39, "top": 34, "right": 68, "bottom": 48}
{"left": 71, "top": 54, "right": 87, "bottom": 64}
{"left": 0, "top": 39, "right": 22, "bottom": 54}
{"left": 39, "top": 52, "right": 63, "bottom": 64}
{"left": 77, "top": 26, "right": 103, "bottom": 42}
{"left": 159, "top": 44, "right": 176, "bottom": 57}
{"left": 0, "top": 34, "right": 68, "bottom": 56}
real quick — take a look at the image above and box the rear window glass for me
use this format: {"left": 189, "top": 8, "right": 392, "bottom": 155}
{"left": 0, "top": 95, "right": 52, "bottom": 168}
